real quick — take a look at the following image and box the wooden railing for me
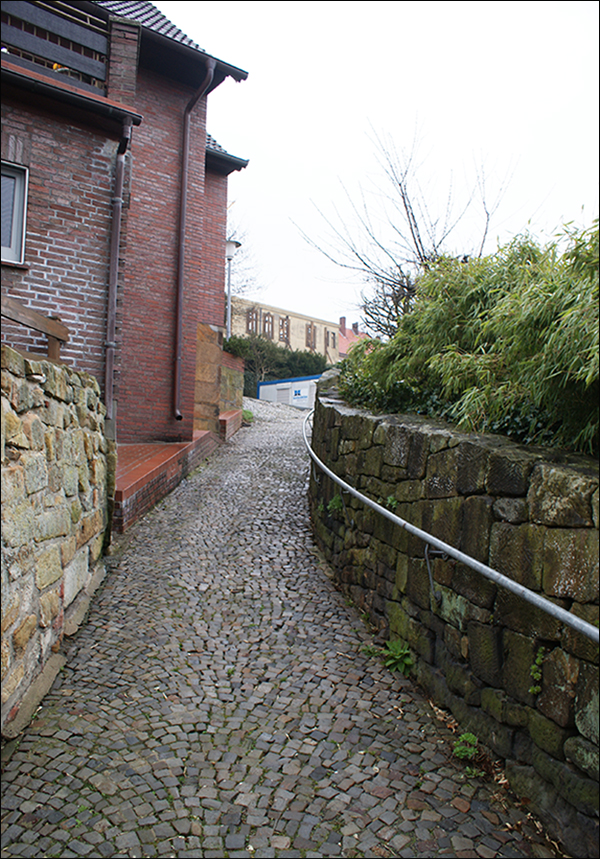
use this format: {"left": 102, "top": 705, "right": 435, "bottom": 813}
{"left": 1, "top": 295, "right": 69, "bottom": 361}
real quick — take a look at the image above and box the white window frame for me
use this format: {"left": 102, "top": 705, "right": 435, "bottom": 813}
{"left": 2, "top": 162, "right": 28, "bottom": 264}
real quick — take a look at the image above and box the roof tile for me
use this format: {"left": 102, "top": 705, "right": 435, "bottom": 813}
{"left": 92, "top": 1, "right": 205, "bottom": 52}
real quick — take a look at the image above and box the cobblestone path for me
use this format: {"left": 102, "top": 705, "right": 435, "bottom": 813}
{"left": 1, "top": 400, "right": 562, "bottom": 859}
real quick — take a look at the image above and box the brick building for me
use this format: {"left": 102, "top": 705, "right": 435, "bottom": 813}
{"left": 1, "top": 0, "right": 248, "bottom": 447}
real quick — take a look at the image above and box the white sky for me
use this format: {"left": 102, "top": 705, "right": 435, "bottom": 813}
{"left": 155, "top": 0, "right": 599, "bottom": 326}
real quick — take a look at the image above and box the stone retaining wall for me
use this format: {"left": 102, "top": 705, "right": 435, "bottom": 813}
{"left": 309, "top": 371, "right": 599, "bottom": 857}
{"left": 1, "top": 346, "right": 113, "bottom": 736}
{"left": 220, "top": 350, "right": 244, "bottom": 413}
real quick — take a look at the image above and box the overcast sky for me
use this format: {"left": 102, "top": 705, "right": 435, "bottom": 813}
{"left": 155, "top": 0, "right": 599, "bottom": 326}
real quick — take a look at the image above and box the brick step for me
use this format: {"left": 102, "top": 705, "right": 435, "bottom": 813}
{"left": 113, "top": 431, "right": 219, "bottom": 532}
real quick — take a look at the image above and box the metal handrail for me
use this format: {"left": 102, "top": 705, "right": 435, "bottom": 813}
{"left": 303, "top": 410, "right": 599, "bottom": 644}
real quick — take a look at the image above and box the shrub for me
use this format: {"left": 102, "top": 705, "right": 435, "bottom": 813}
{"left": 225, "top": 334, "right": 329, "bottom": 397}
{"left": 339, "top": 222, "right": 599, "bottom": 455}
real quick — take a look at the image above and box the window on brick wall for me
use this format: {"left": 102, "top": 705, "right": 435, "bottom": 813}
{"left": 246, "top": 307, "right": 259, "bottom": 334}
{"left": 263, "top": 312, "right": 274, "bottom": 339}
{"left": 279, "top": 316, "right": 290, "bottom": 344}
{"left": 1, "top": 163, "right": 28, "bottom": 264}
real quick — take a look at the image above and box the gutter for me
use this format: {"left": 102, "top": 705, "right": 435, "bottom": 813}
{"left": 173, "top": 57, "right": 216, "bottom": 421}
{"left": 1, "top": 57, "right": 142, "bottom": 126}
{"left": 104, "top": 117, "right": 133, "bottom": 426}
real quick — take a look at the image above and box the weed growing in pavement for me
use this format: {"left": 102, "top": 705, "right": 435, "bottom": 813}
{"left": 242, "top": 409, "right": 254, "bottom": 423}
{"left": 453, "top": 732, "right": 479, "bottom": 761}
{"left": 361, "top": 640, "right": 413, "bottom": 676}
{"left": 360, "top": 643, "right": 383, "bottom": 659}
{"left": 382, "top": 640, "right": 414, "bottom": 676}
{"left": 465, "top": 764, "right": 486, "bottom": 778}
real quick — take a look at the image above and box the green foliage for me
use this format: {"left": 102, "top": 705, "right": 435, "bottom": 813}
{"left": 225, "top": 334, "right": 329, "bottom": 397}
{"left": 339, "top": 223, "right": 599, "bottom": 455}
{"left": 327, "top": 494, "right": 344, "bottom": 514}
{"left": 453, "top": 732, "right": 479, "bottom": 761}
{"left": 382, "top": 639, "right": 413, "bottom": 675}
{"left": 242, "top": 409, "right": 254, "bottom": 422}
{"left": 360, "top": 643, "right": 384, "bottom": 659}
{"left": 528, "top": 646, "right": 545, "bottom": 695}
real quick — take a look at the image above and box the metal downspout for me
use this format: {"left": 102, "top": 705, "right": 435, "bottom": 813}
{"left": 105, "top": 118, "right": 132, "bottom": 426}
{"left": 174, "top": 58, "right": 217, "bottom": 420}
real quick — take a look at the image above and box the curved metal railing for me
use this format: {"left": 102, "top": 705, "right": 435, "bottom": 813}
{"left": 303, "top": 409, "right": 599, "bottom": 644}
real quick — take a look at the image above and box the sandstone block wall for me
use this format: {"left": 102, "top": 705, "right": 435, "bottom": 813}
{"left": 220, "top": 350, "right": 244, "bottom": 412}
{"left": 309, "top": 373, "right": 599, "bottom": 857}
{"left": 1, "top": 346, "right": 113, "bottom": 735}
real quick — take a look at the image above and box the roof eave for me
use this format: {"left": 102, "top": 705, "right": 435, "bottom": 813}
{"left": 141, "top": 29, "right": 247, "bottom": 89}
{"left": 206, "top": 149, "right": 249, "bottom": 176}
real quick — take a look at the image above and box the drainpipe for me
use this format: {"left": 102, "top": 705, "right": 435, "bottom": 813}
{"left": 174, "top": 57, "right": 217, "bottom": 420}
{"left": 105, "top": 117, "right": 133, "bottom": 426}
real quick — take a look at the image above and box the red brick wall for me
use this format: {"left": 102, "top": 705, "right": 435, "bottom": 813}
{"left": 114, "top": 67, "right": 208, "bottom": 443}
{"left": 2, "top": 66, "right": 228, "bottom": 447}
{"left": 202, "top": 169, "right": 227, "bottom": 327}
{"left": 1, "top": 99, "right": 117, "bottom": 381}
{"left": 222, "top": 351, "right": 244, "bottom": 372}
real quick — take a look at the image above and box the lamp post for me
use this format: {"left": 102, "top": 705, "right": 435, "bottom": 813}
{"left": 225, "top": 239, "right": 241, "bottom": 340}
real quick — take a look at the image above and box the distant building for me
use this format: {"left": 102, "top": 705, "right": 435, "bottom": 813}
{"left": 338, "top": 317, "right": 370, "bottom": 358}
{"left": 231, "top": 297, "right": 340, "bottom": 365}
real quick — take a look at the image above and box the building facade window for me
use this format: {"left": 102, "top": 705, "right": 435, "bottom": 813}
{"left": 1, "top": 162, "right": 28, "bottom": 264}
{"left": 331, "top": 331, "right": 336, "bottom": 349}
{"left": 279, "top": 315, "right": 290, "bottom": 344}
{"left": 246, "top": 307, "right": 259, "bottom": 334}
{"left": 306, "top": 322, "right": 317, "bottom": 350}
{"left": 263, "top": 312, "right": 274, "bottom": 339}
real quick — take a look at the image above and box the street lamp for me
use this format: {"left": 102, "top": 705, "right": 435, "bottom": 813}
{"left": 225, "top": 239, "right": 241, "bottom": 340}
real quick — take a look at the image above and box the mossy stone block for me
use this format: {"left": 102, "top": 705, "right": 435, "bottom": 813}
{"left": 564, "top": 735, "right": 599, "bottom": 781}
{"left": 457, "top": 441, "right": 489, "bottom": 494}
{"left": 468, "top": 622, "right": 503, "bottom": 687}
{"left": 537, "top": 649, "right": 580, "bottom": 728}
{"left": 575, "top": 661, "right": 599, "bottom": 745}
{"left": 543, "top": 528, "right": 599, "bottom": 603}
{"left": 425, "top": 448, "right": 458, "bottom": 498}
{"left": 532, "top": 745, "right": 598, "bottom": 817}
{"left": 502, "top": 630, "right": 539, "bottom": 706}
{"left": 486, "top": 448, "right": 539, "bottom": 496}
{"left": 489, "top": 522, "right": 545, "bottom": 590}
{"left": 529, "top": 709, "right": 573, "bottom": 760}
{"left": 528, "top": 463, "right": 597, "bottom": 527}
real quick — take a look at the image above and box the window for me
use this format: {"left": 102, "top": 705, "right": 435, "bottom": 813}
{"left": 2, "top": 163, "right": 28, "bottom": 264}
{"left": 263, "top": 312, "right": 274, "bottom": 339}
{"left": 306, "top": 322, "right": 317, "bottom": 350}
{"left": 279, "top": 316, "right": 290, "bottom": 344}
{"left": 332, "top": 332, "right": 336, "bottom": 349}
{"left": 246, "top": 307, "right": 259, "bottom": 334}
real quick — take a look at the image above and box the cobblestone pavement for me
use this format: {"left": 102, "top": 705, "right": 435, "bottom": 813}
{"left": 1, "top": 399, "right": 564, "bottom": 859}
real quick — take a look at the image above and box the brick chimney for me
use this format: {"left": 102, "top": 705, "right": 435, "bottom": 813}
{"left": 339, "top": 317, "right": 346, "bottom": 336}
{"left": 352, "top": 322, "right": 359, "bottom": 335}
{"left": 107, "top": 18, "right": 140, "bottom": 103}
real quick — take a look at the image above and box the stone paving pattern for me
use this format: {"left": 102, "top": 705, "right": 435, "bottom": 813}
{"left": 1, "top": 399, "right": 564, "bottom": 858}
